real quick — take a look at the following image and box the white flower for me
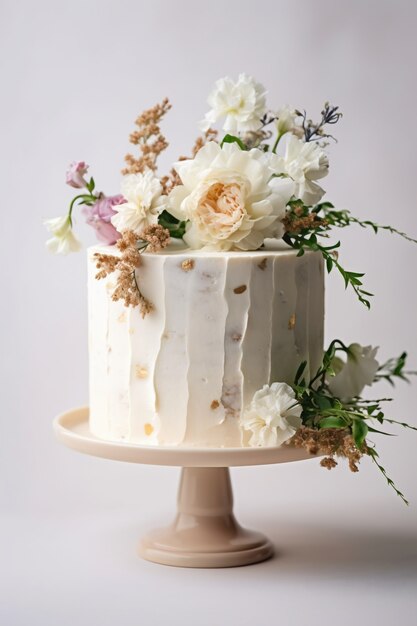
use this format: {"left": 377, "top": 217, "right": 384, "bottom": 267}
{"left": 44, "top": 216, "right": 81, "bottom": 255}
{"left": 328, "top": 343, "right": 379, "bottom": 400}
{"left": 275, "top": 105, "right": 301, "bottom": 137}
{"left": 269, "top": 135, "right": 329, "bottom": 205}
{"left": 111, "top": 171, "right": 165, "bottom": 234}
{"left": 201, "top": 74, "right": 267, "bottom": 134}
{"left": 242, "top": 382, "right": 302, "bottom": 447}
{"left": 167, "top": 141, "right": 294, "bottom": 251}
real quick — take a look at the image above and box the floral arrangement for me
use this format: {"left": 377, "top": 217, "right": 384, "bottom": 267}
{"left": 45, "top": 74, "right": 417, "bottom": 501}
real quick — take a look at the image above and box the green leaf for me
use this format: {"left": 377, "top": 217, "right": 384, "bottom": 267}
{"left": 352, "top": 419, "right": 368, "bottom": 448}
{"left": 318, "top": 416, "right": 347, "bottom": 429}
{"left": 294, "top": 361, "right": 307, "bottom": 386}
{"left": 220, "top": 134, "right": 247, "bottom": 150}
{"left": 158, "top": 210, "right": 187, "bottom": 239}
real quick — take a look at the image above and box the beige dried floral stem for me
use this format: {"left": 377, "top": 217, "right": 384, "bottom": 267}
{"left": 289, "top": 426, "right": 366, "bottom": 473}
{"left": 94, "top": 226, "right": 171, "bottom": 317}
{"left": 283, "top": 204, "right": 328, "bottom": 235}
{"left": 160, "top": 128, "right": 218, "bottom": 194}
{"left": 122, "top": 98, "right": 172, "bottom": 175}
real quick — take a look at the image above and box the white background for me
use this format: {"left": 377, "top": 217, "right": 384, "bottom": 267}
{"left": 1, "top": 1, "right": 417, "bottom": 624}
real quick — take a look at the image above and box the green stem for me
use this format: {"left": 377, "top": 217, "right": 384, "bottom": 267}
{"left": 271, "top": 131, "right": 284, "bottom": 154}
{"left": 68, "top": 192, "right": 97, "bottom": 226}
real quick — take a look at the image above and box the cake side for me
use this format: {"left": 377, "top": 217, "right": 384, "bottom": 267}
{"left": 88, "top": 245, "right": 324, "bottom": 447}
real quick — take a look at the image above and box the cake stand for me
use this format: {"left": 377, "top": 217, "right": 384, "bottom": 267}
{"left": 54, "top": 407, "right": 318, "bottom": 568}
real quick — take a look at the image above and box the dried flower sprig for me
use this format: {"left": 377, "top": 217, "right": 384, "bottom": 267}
{"left": 290, "top": 340, "right": 417, "bottom": 504}
{"left": 289, "top": 426, "right": 365, "bottom": 473}
{"left": 123, "top": 98, "right": 172, "bottom": 175}
{"left": 296, "top": 102, "right": 342, "bottom": 143}
{"left": 94, "top": 225, "right": 170, "bottom": 317}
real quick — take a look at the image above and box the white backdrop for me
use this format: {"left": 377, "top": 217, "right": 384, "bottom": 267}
{"left": 1, "top": 1, "right": 417, "bottom": 624}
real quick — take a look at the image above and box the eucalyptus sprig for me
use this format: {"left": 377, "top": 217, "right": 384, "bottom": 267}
{"left": 291, "top": 341, "right": 417, "bottom": 504}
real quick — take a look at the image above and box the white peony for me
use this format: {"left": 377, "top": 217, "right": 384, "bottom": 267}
{"left": 275, "top": 105, "right": 302, "bottom": 137}
{"left": 201, "top": 74, "right": 267, "bottom": 134}
{"left": 269, "top": 135, "right": 329, "bottom": 205}
{"left": 111, "top": 171, "right": 165, "bottom": 234}
{"left": 242, "top": 382, "right": 302, "bottom": 447}
{"left": 167, "top": 141, "right": 294, "bottom": 251}
{"left": 44, "top": 216, "right": 81, "bottom": 255}
{"left": 328, "top": 343, "right": 379, "bottom": 400}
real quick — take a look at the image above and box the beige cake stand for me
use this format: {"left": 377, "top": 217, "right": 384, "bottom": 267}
{"left": 54, "top": 407, "right": 318, "bottom": 568}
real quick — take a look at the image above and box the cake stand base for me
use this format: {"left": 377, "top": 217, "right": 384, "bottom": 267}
{"left": 139, "top": 467, "right": 273, "bottom": 568}
{"left": 54, "top": 408, "right": 319, "bottom": 568}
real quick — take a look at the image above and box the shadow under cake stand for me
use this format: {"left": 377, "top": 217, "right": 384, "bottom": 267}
{"left": 54, "top": 407, "right": 318, "bottom": 568}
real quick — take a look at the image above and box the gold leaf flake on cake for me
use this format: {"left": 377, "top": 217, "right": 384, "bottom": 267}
{"left": 233, "top": 284, "right": 247, "bottom": 294}
{"left": 231, "top": 332, "right": 242, "bottom": 342}
{"left": 288, "top": 313, "right": 296, "bottom": 330}
{"left": 211, "top": 400, "right": 220, "bottom": 410}
{"left": 129, "top": 328, "right": 135, "bottom": 335}
{"left": 105, "top": 281, "right": 115, "bottom": 293}
{"left": 135, "top": 365, "right": 148, "bottom": 379}
{"left": 181, "top": 259, "right": 195, "bottom": 272}
{"left": 258, "top": 258, "right": 268, "bottom": 270}
{"left": 144, "top": 423, "right": 154, "bottom": 436}
{"left": 117, "top": 311, "right": 126, "bottom": 323}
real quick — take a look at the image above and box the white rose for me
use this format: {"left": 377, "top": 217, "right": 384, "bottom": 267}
{"left": 44, "top": 216, "right": 81, "bottom": 255}
{"left": 167, "top": 141, "right": 294, "bottom": 251}
{"left": 200, "top": 74, "right": 267, "bottom": 134}
{"left": 328, "top": 343, "right": 379, "bottom": 400}
{"left": 111, "top": 171, "right": 165, "bottom": 234}
{"left": 269, "top": 135, "right": 329, "bottom": 205}
{"left": 241, "top": 382, "right": 302, "bottom": 447}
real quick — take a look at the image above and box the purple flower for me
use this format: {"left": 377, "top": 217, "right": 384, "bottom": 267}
{"left": 83, "top": 194, "right": 124, "bottom": 245}
{"left": 66, "top": 161, "right": 89, "bottom": 188}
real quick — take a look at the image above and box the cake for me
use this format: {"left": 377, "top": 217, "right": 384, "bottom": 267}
{"left": 87, "top": 243, "right": 324, "bottom": 446}
{"left": 47, "top": 74, "right": 417, "bottom": 501}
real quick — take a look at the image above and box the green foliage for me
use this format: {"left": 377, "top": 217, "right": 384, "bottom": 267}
{"left": 220, "top": 134, "right": 247, "bottom": 150}
{"left": 283, "top": 208, "right": 373, "bottom": 309}
{"left": 291, "top": 341, "right": 417, "bottom": 504}
{"left": 158, "top": 210, "right": 187, "bottom": 239}
{"left": 375, "top": 352, "right": 417, "bottom": 386}
{"left": 316, "top": 203, "right": 417, "bottom": 245}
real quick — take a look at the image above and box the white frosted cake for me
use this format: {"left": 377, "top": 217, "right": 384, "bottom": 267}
{"left": 88, "top": 243, "right": 324, "bottom": 447}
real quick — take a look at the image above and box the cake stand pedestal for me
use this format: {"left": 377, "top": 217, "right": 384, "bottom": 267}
{"left": 54, "top": 407, "right": 317, "bottom": 568}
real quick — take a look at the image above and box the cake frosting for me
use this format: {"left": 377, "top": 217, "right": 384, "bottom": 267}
{"left": 88, "top": 242, "right": 324, "bottom": 447}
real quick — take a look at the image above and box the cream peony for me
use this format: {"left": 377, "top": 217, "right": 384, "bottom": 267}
{"left": 242, "top": 383, "right": 302, "bottom": 447}
{"left": 201, "top": 74, "right": 267, "bottom": 134}
{"left": 44, "top": 216, "right": 81, "bottom": 255}
{"left": 328, "top": 343, "right": 379, "bottom": 400}
{"left": 111, "top": 171, "right": 165, "bottom": 234}
{"left": 269, "top": 135, "right": 329, "bottom": 205}
{"left": 167, "top": 141, "right": 294, "bottom": 251}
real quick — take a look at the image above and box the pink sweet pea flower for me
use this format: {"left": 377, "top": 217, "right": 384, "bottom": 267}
{"left": 83, "top": 194, "right": 124, "bottom": 245}
{"left": 66, "top": 161, "right": 89, "bottom": 188}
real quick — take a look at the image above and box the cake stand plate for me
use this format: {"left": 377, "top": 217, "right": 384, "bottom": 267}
{"left": 54, "top": 407, "right": 318, "bottom": 568}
